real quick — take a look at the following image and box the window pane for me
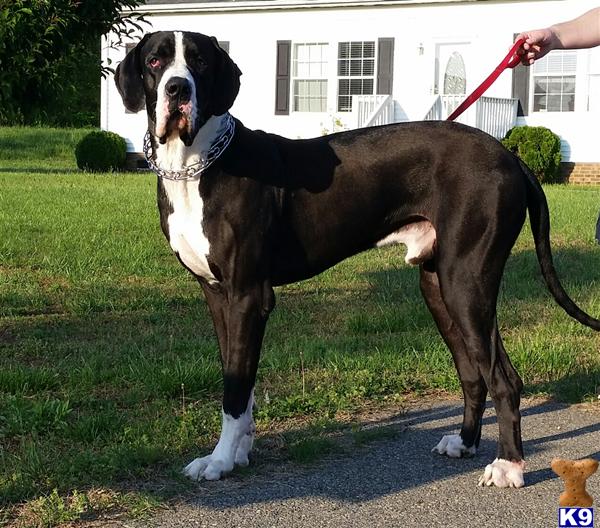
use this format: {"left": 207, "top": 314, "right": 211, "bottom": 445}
{"left": 350, "top": 42, "right": 362, "bottom": 58}
{"left": 534, "top": 49, "right": 577, "bottom": 74}
{"left": 562, "top": 77, "right": 576, "bottom": 93}
{"left": 443, "top": 52, "right": 466, "bottom": 95}
{"left": 561, "top": 52, "right": 577, "bottom": 73}
{"left": 293, "top": 43, "right": 328, "bottom": 78}
{"left": 295, "top": 62, "right": 309, "bottom": 77}
{"left": 363, "top": 59, "right": 374, "bottom": 76}
{"left": 533, "top": 94, "right": 547, "bottom": 112}
{"left": 534, "top": 77, "right": 548, "bottom": 95}
{"left": 349, "top": 78, "right": 363, "bottom": 94}
{"left": 349, "top": 59, "right": 362, "bottom": 75}
{"left": 562, "top": 94, "right": 575, "bottom": 111}
{"left": 547, "top": 77, "right": 563, "bottom": 93}
{"left": 339, "top": 42, "right": 350, "bottom": 59}
{"left": 293, "top": 80, "right": 327, "bottom": 112}
{"left": 546, "top": 55, "right": 563, "bottom": 73}
{"left": 532, "top": 74, "right": 576, "bottom": 112}
{"left": 296, "top": 44, "right": 308, "bottom": 62}
{"left": 337, "top": 41, "right": 376, "bottom": 72}
{"left": 338, "top": 95, "right": 352, "bottom": 112}
{"left": 547, "top": 94, "right": 562, "bottom": 112}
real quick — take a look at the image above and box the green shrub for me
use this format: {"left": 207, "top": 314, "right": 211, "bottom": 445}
{"left": 502, "top": 126, "right": 562, "bottom": 183}
{"left": 75, "top": 131, "right": 127, "bottom": 172}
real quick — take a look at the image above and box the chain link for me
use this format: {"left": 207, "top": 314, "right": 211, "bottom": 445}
{"left": 143, "top": 113, "right": 236, "bottom": 181}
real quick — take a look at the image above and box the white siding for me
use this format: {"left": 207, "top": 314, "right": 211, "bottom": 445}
{"left": 102, "top": 0, "right": 599, "bottom": 161}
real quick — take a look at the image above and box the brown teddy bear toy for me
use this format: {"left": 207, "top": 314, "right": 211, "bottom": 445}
{"left": 551, "top": 458, "right": 599, "bottom": 507}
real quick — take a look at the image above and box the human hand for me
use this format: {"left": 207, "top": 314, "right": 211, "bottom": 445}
{"left": 515, "top": 28, "right": 561, "bottom": 65}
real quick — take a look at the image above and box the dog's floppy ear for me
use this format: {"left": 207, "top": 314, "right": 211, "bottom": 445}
{"left": 115, "top": 33, "right": 153, "bottom": 113}
{"left": 210, "top": 36, "right": 242, "bottom": 116}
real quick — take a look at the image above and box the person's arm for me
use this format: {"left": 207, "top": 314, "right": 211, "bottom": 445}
{"left": 517, "top": 7, "right": 600, "bottom": 65}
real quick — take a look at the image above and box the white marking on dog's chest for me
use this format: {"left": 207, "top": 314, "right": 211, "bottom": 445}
{"left": 162, "top": 179, "right": 217, "bottom": 283}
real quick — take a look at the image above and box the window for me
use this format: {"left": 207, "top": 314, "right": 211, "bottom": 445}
{"left": 292, "top": 43, "right": 328, "bottom": 112}
{"left": 532, "top": 51, "right": 577, "bottom": 112}
{"left": 337, "top": 41, "right": 375, "bottom": 111}
{"left": 443, "top": 52, "right": 466, "bottom": 95}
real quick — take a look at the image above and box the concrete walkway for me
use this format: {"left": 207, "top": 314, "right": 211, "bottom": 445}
{"left": 137, "top": 398, "right": 600, "bottom": 528}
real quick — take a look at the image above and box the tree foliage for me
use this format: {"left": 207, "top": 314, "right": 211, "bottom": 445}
{"left": 0, "top": 0, "right": 147, "bottom": 125}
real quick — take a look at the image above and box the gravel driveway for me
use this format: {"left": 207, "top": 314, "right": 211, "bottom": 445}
{"left": 133, "top": 398, "right": 600, "bottom": 528}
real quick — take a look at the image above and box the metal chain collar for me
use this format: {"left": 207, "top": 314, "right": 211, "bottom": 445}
{"left": 143, "top": 113, "right": 236, "bottom": 181}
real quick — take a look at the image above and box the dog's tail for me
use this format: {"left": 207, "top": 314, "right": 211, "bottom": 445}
{"left": 522, "top": 159, "right": 600, "bottom": 331}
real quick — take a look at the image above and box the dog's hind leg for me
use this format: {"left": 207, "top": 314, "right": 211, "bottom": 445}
{"left": 420, "top": 262, "right": 487, "bottom": 458}
{"left": 476, "top": 323, "right": 525, "bottom": 487}
{"left": 434, "top": 252, "right": 525, "bottom": 488}
{"left": 183, "top": 281, "right": 274, "bottom": 481}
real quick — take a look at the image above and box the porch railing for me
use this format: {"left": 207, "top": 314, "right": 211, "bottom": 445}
{"left": 423, "top": 96, "right": 443, "bottom": 121}
{"left": 475, "top": 96, "right": 519, "bottom": 140}
{"left": 423, "top": 94, "right": 518, "bottom": 139}
{"left": 347, "top": 93, "right": 517, "bottom": 139}
{"left": 352, "top": 94, "right": 394, "bottom": 128}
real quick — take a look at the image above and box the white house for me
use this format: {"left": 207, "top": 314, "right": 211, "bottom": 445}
{"left": 101, "top": 0, "right": 600, "bottom": 182}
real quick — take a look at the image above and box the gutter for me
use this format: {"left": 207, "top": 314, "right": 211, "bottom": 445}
{"left": 135, "top": 0, "right": 534, "bottom": 14}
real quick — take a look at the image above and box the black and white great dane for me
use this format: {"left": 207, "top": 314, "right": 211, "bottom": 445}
{"left": 115, "top": 30, "right": 600, "bottom": 488}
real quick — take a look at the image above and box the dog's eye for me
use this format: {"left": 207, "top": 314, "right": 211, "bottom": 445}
{"left": 148, "top": 58, "right": 161, "bottom": 69}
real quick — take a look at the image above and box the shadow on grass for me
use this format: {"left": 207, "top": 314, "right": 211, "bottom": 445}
{"left": 1, "top": 245, "right": 599, "bottom": 513}
{"left": 169, "top": 399, "right": 600, "bottom": 511}
{"left": 0, "top": 167, "right": 80, "bottom": 175}
{"left": 4, "top": 397, "right": 600, "bottom": 519}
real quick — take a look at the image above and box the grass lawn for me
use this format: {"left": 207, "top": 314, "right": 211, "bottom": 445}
{"left": 1, "top": 126, "right": 599, "bottom": 525}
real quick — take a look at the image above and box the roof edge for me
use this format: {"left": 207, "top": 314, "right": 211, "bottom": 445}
{"left": 135, "top": 0, "right": 496, "bottom": 14}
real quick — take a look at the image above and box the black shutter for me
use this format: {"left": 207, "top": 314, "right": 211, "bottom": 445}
{"left": 512, "top": 34, "right": 529, "bottom": 116}
{"left": 275, "top": 40, "right": 291, "bottom": 115}
{"left": 377, "top": 38, "right": 394, "bottom": 95}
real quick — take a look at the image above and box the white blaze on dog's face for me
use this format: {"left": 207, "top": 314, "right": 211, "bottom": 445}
{"left": 114, "top": 31, "right": 242, "bottom": 147}
{"left": 154, "top": 32, "right": 198, "bottom": 143}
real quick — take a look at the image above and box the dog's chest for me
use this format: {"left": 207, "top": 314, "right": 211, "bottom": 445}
{"left": 161, "top": 180, "right": 217, "bottom": 283}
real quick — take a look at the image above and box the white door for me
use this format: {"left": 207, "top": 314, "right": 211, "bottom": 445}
{"left": 435, "top": 42, "right": 470, "bottom": 118}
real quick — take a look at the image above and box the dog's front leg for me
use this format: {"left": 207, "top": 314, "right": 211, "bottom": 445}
{"left": 184, "top": 281, "right": 274, "bottom": 481}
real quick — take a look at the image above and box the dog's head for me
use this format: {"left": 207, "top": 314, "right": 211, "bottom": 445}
{"left": 115, "top": 31, "right": 241, "bottom": 146}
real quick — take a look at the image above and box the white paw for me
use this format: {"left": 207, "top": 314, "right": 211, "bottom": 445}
{"left": 432, "top": 434, "right": 477, "bottom": 458}
{"left": 234, "top": 429, "right": 255, "bottom": 467}
{"left": 183, "top": 454, "right": 233, "bottom": 481}
{"left": 478, "top": 458, "right": 525, "bottom": 488}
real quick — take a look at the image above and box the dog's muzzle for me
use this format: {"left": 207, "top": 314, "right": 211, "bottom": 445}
{"left": 157, "top": 76, "right": 198, "bottom": 146}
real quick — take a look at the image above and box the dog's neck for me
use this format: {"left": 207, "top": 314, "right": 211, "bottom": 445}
{"left": 154, "top": 113, "right": 230, "bottom": 172}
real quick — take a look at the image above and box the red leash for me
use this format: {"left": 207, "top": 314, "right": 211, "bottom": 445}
{"left": 446, "top": 38, "right": 525, "bottom": 122}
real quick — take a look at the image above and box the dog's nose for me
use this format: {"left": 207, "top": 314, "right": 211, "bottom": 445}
{"left": 165, "top": 77, "right": 191, "bottom": 100}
